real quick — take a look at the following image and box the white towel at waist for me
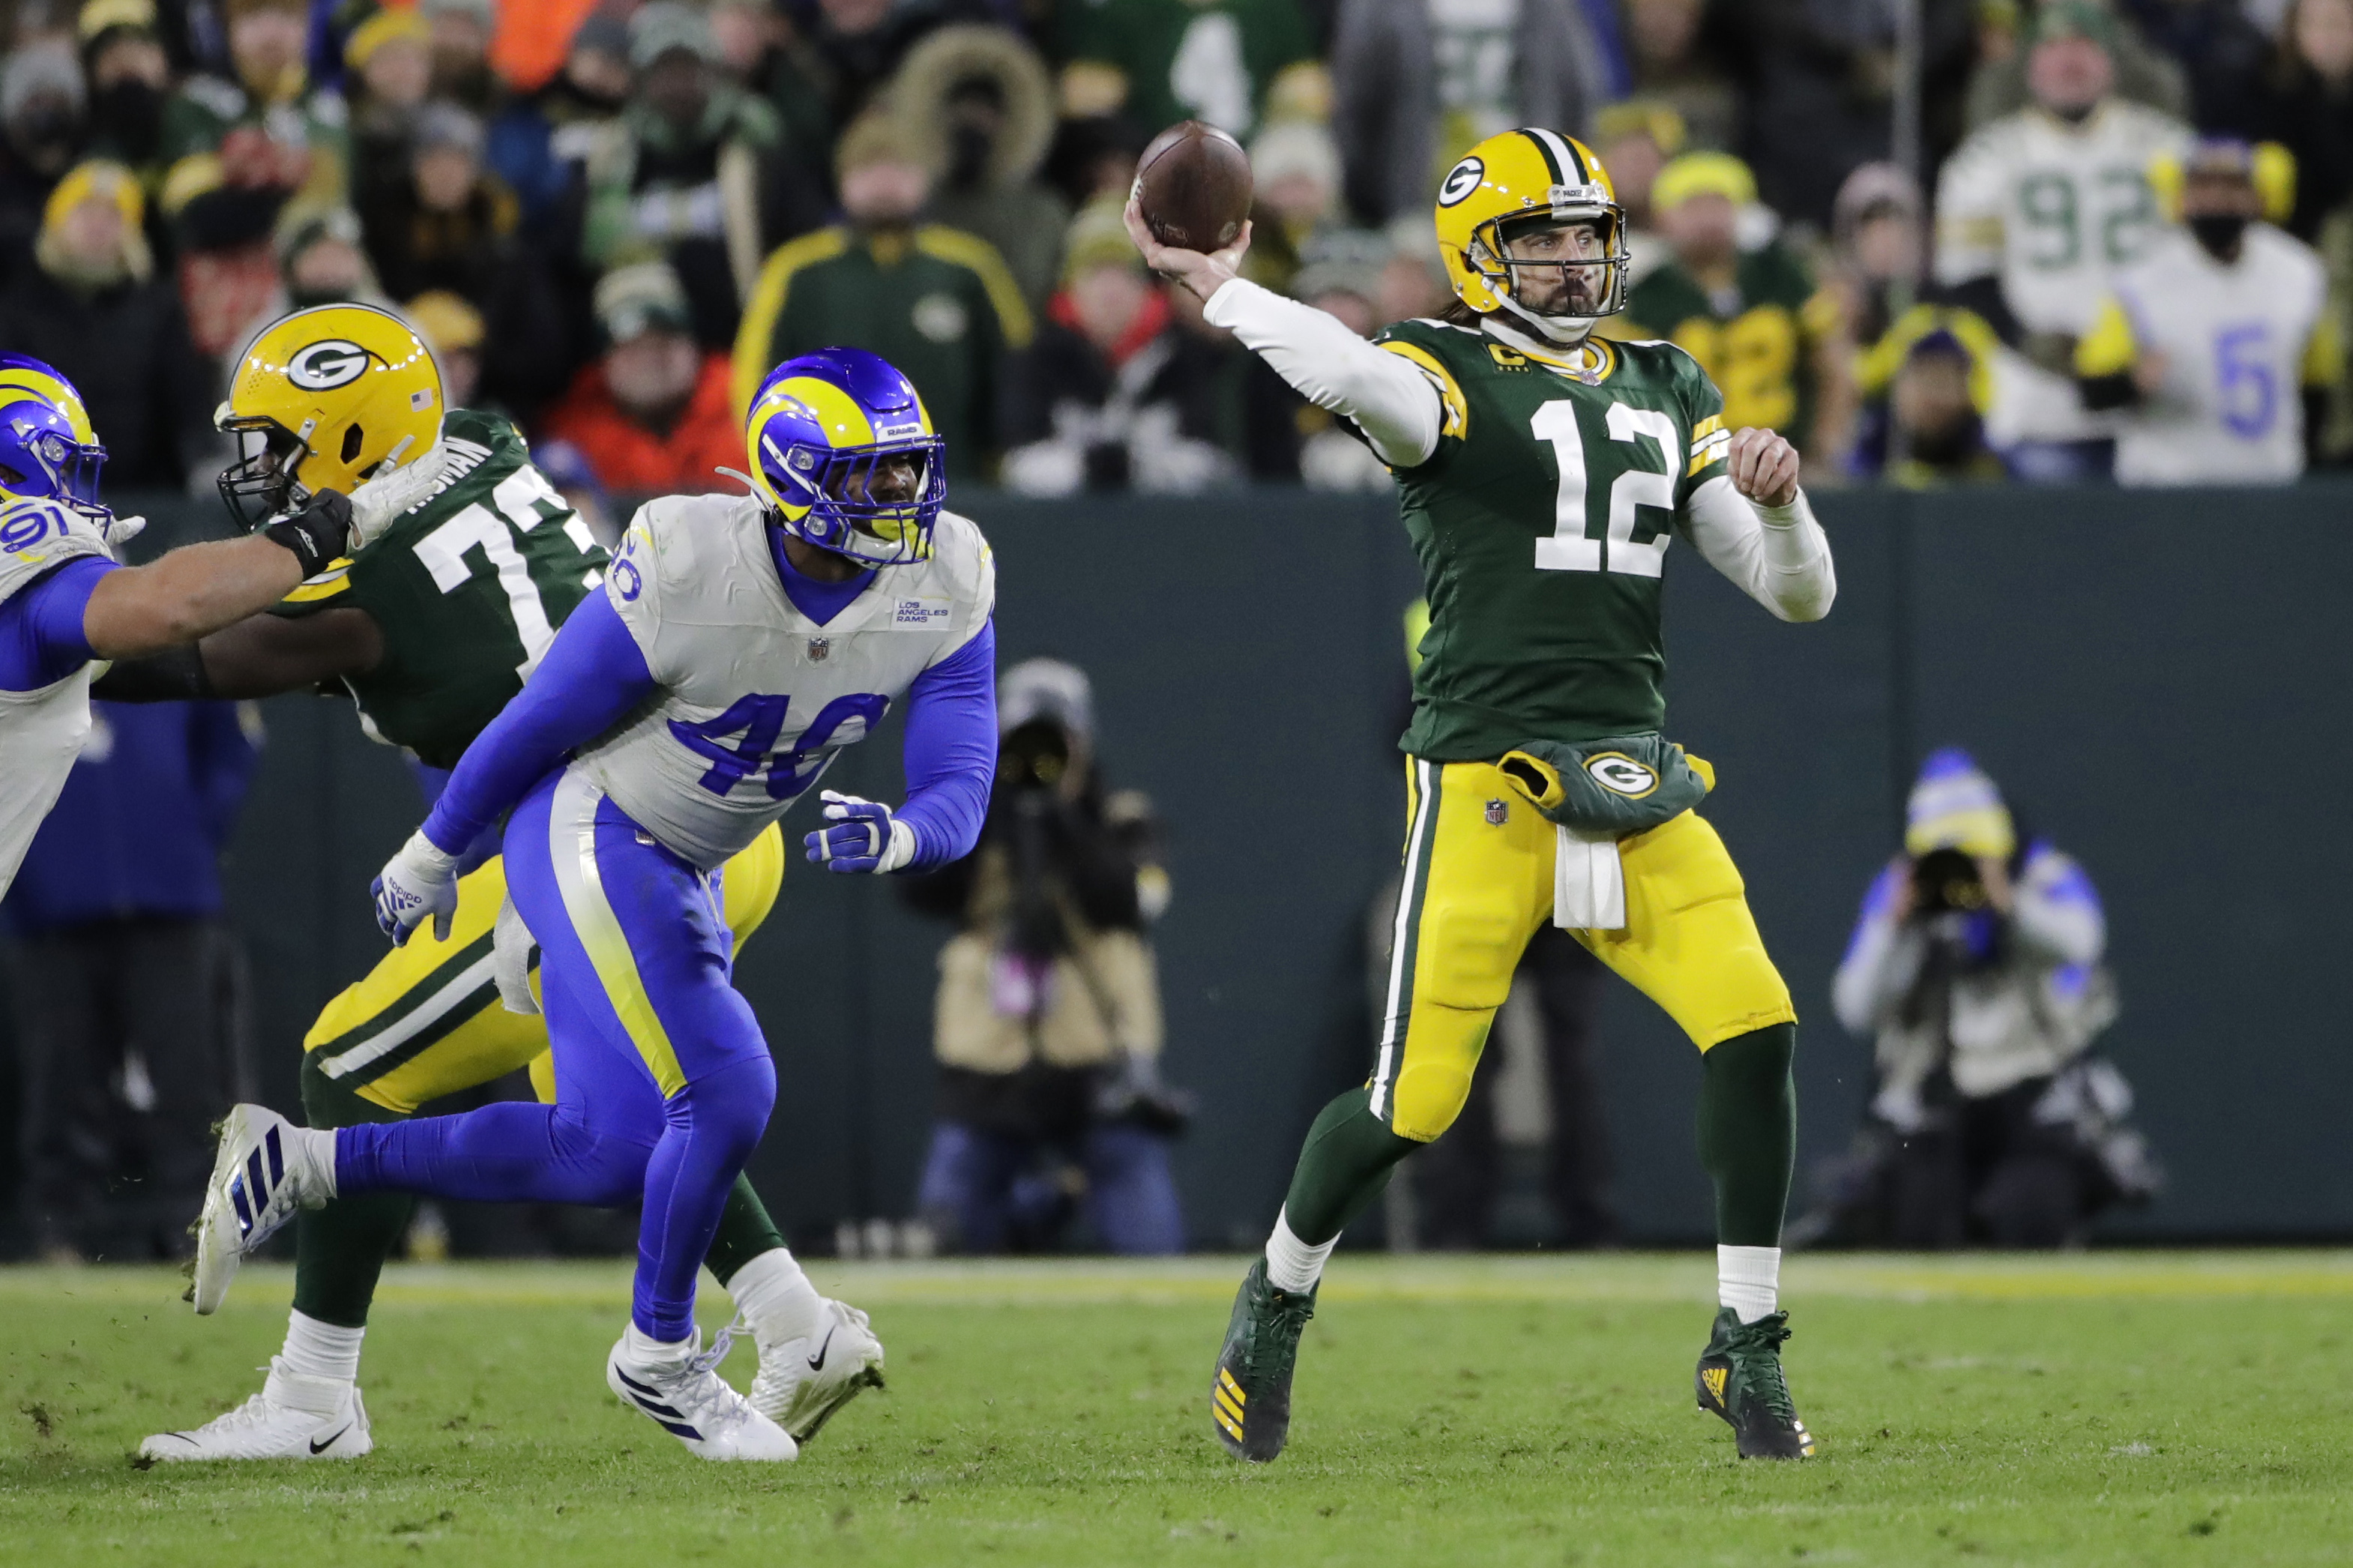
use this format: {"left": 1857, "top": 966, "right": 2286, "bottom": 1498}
{"left": 1553, "top": 824, "right": 1626, "bottom": 931}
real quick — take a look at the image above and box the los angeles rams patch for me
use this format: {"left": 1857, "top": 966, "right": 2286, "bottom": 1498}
{"left": 891, "top": 597, "right": 951, "bottom": 628}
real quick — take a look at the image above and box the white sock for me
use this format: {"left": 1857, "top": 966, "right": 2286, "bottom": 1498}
{"left": 293, "top": 1124, "right": 340, "bottom": 1199}
{"left": 1263, "top": 1207, "right": 1336, "bottom": 1294}
{"left": 724, "top": 1247, "right": 825, "bottom": 1343}
{"left": 623, "top": 1321, "right": 695, "bottom": 1371}
{"left": 277, "top": 1310, "right": 363, "bottom": 1387}
{"left": 1718, "top": 1244, "right": 1781, "bottom": 1324}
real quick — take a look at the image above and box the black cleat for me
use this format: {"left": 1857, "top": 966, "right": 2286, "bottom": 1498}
{"left": 1696, "top": 1307, "right": 1816, "bottom": 1459}
{"left": 1210, "top": 1257, "right": 1316, "bottom": 1462}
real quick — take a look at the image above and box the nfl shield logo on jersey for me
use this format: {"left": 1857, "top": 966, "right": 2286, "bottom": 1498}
{"left": 807, "top": 636, "right": 831, "bottom": 663}
{"left": 1485, "top": 798, "right": 1508, "bottom": 825}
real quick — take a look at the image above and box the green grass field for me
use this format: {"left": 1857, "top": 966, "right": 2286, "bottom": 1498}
{"left": 4, "top": 1252, "right": 2351, "bottom": 1566}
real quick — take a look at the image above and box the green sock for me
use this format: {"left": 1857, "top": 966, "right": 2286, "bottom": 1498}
{"left": 1696, "top": 1022, "right": 1797, "bottom": 1248}
{"left": 291, "top": 1052, "right": 415, "bottom": 1330}
{"left": 703, "top": 1173, "right": 789, "bottom": 1288}
{"left": 1279, "top": 1086, "right": 1422, "bottom": 1246}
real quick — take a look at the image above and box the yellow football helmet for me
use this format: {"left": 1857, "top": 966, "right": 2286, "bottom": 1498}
{"left": 1434, "top": 127, "right": 1629, "bottom": 340}
{"left": 217, "top": 303, "right": 444, "bottom": 528}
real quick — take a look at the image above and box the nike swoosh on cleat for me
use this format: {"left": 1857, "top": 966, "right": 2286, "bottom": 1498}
{"left": 309, "top": 1425, "right": 352, "bottom": 1455}
{"left": 806, "top": 1326, "right": 837, "bottom": 1372}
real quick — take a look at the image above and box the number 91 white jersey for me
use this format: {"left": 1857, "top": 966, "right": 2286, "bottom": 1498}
{"left": 578, "top": 493, "right": 995, "bottom": 869}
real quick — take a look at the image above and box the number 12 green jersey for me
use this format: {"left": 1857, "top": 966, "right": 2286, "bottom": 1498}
{"left": 273, "top": 408, "right": 609, "bottom": 769}
{"left": 1374, "top": 319, "right": 1731, "bottom": 762}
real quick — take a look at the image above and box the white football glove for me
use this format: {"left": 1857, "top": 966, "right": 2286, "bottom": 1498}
{"left": 803, "top": 790, "right": 916, "bottom": 874}
{"left": 347, "top": 442, "right": 448, "bottom": 550}
{"left": 372, "top": 829, "right": 461, "bottom": 944}
{"left": 97, "top": 512, "right": 146, "bottom": 555}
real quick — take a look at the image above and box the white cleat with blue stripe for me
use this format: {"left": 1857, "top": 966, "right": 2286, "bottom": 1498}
{"left": 606, "top": 1334, "right": 800, "bottom": 1462}
{"left": 191, "top": 1103, "right": 336, "bottom": 1315}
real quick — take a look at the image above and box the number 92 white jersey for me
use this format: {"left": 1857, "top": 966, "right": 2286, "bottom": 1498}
{"left": 1935, "top": 100, "right": 2190, "bottom": 444}
{"left": 578, "top": 492, "right": 995, "bottom": 869}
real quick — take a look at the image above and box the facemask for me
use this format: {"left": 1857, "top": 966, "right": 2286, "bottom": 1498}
{"left": 2189, "top": 213, "right": 2250, "bottom": 259}
{"left": 92, "top": 79, "right": 163, "bottom": 157}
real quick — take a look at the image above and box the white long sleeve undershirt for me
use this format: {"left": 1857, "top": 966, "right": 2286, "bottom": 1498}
{"left": 1202, "top": 277, "right": 1443, "bottom": 467}
{"left": 1202, "top": 277, "right": 1837, "bottom": 623}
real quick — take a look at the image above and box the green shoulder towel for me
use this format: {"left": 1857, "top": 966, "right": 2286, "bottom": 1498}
{"left": 1495, "top": 733, "right": 1713, "bottom": 839}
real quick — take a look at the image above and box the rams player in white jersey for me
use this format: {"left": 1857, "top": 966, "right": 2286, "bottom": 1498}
{"left": 192, "top": 348, "right": 998, "bottom": 1462}
{"left": 0, "top": 354, "right": 364, "bottom": 895}
{"left": 2074, "top": 138, "right": 2339, "bottom": 486}
{"left": 1933, "top": 1, "right": 2189, "bottom": 474}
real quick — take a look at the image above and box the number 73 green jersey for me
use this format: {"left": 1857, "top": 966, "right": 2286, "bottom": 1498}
{"left": 1373, "top": 318, "right": 1732, "bottom": 762}
{"left": 272, "top": 408, "right": 609, "bottom": 769}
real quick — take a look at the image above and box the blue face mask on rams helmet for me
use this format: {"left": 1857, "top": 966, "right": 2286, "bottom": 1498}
{"left": 741, "top": 347, "right": 945, "bottom": 570}
{"left": 0, "top": 354, "right": 106, "bottom": 516}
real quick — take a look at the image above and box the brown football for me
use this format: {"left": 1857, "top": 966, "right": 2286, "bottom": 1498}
{"left": 1133, "top": 121, "right": 1253, "bottom": 253}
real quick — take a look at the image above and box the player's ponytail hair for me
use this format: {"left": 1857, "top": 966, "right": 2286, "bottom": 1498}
{"left": 1438, "top": 296, "right": 1485, "bottom": 329}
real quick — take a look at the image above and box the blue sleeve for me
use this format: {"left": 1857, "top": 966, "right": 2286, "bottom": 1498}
{"left": 894, "top": 618, "right": 997, "bottom": 871}
{"left": 420, "top": 588, "right": 660, "bottom": 856}
{"left": 0, "top": 556, "right": 112, "bottom": 691}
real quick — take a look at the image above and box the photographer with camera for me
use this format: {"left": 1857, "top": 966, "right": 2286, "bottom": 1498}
{"left": 1809, "top": 748, "right": 2158, "bottom": 1249}
{"left": 901, "top": 659, "right": 1190, "bottom": 1254}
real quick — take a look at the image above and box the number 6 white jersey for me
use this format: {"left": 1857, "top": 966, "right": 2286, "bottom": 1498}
{"left": 579, "top": 492, "right": 995, "bottom": 869}
{"left": 2100, "top": 224, "right": 2329, "bottom": 486}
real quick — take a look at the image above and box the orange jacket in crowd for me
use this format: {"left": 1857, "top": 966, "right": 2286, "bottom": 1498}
{"left": 542, "top": 352, "right": 743, "bottom": 498}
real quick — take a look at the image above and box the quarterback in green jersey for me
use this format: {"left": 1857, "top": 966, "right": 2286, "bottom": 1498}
{"left": 105, "top": 305, "right": 882, "bottom": 1462}
{"left": 1130, "top": 125, "right": 1837, "bottom": 1463}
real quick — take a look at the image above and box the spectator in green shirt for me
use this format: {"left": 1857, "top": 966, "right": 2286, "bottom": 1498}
{"left": 1054, "top": 0, "right": 1321, "bottom": 142}
{"left": 1617, "top": 151, "right": 1854, "bottom": 467}
{"left": 732, "top": 109, "right": 1033, "bottom": 480}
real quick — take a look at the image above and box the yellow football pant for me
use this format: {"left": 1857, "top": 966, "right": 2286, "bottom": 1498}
{"left": 1370, "top": 757, "right": 1795, "bottom": 1142}
{"left": 301, "top": 824, "right": 786, "bottom": 1115}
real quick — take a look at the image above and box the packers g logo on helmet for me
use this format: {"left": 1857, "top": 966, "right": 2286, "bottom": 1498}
{"left": 1433, "top": 127, "right": 1630, "bottom": 336}
{"left": 286, "top": 340, "right": 373, "bottom": 392}
{"left": 217, "top": 303, "right": 444, "bottom": 531}
{"left": 1438, "top": 157, "right": 1486, "bottom": 207}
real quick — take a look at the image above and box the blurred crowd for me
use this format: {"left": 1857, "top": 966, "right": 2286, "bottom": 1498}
{"left": 0, "top": 0, "right": 2348, "bottom": 513}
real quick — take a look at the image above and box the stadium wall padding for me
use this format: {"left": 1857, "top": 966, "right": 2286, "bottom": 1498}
{"left": 12, "top": 484, "right": 2348, "bottom": 1247}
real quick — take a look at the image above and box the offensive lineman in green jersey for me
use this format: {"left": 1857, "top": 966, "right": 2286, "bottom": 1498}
{"left": 1128, "top": 126, "right": 1837, "bottom": 1462}
{"left": 105, "top": 305, "right": 882, "bottom": 1461}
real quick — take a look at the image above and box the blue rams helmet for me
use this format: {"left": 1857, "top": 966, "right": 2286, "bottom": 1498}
{"left": 0, "top": 354, "right": 104, "bottom": 514}
{"left": 743, "top": 347, "right": 944, "bottom": 569}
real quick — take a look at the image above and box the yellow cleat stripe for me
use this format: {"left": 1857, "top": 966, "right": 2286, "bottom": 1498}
{"left": 1214, "top": 1389, "right": 1247, "bottom": 1425}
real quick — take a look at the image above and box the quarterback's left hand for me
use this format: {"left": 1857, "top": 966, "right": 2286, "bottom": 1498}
{"left": 804, "top": 789, "right": 917, "bottom": 874}
{"left": 1728, "top": 426, "right": 1801, "bottom": 509}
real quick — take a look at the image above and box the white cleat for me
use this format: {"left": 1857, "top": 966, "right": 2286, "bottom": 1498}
{"left": 606, "top": 1333, "right": 799, "bottom": 1462}
{"left": 747, "top": 1298, "right": 886, "bottom": 1441}
{"left": 139, "top": 1360, "right": 372, "bottom": 1462}
{"left": 191, "top": 1104, "right": 335, "bottom": 1315}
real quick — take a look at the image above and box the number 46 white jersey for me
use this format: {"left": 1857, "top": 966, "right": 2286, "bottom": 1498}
{"left": 2100, "top": 224, "right": 2329, "bottom": 486}
{"left": 577, "top": 492, "right": 995, "bottom": 869}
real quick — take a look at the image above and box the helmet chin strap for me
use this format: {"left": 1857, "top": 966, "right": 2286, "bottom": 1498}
{"left": 1493, "top": 289, "right": 1599, "bottom": 346}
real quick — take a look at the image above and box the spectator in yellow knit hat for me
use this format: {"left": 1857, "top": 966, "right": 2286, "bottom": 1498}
{"left": 0, "top": 159, "right": 212, "bottom": 486}
{"left": 1620, "top": 151, "right": 1855, "bottom": 470}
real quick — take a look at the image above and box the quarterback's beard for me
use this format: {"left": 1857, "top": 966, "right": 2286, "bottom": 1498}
{"left": 1498, "top": 290, "right": 1600, "bottom": 345}
{"left": 1498, "top": 269, "right": 1606, "bottom": 343}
